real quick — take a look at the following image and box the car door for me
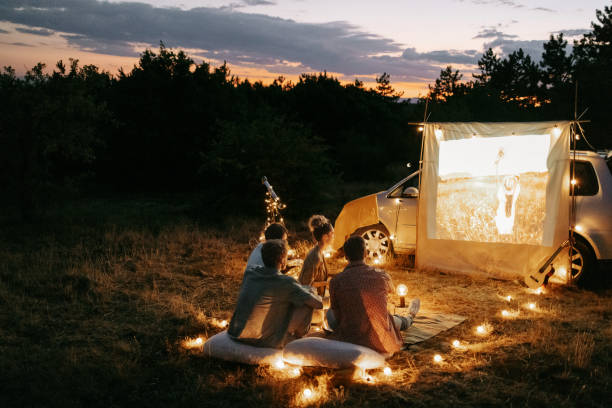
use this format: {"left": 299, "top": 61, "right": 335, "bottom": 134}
{"left": 390, "top": 175, "right": 419, "bottom": 250}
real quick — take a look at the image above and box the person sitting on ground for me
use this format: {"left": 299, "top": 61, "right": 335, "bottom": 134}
{"left": 246, "top": 223, "right": 288, "bottom": 269}
{"left": 298, "top": 215, "right": 334, "bottom": 296}
{"left": 228, "top": 239, "right": 323, "bottom": 348}
{"left": 326, "top": 236, "right": 420, "bottom": 355}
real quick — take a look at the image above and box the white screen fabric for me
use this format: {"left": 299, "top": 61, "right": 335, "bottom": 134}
{"left": 416, "top": 122, "right": 570, "bottom": 279}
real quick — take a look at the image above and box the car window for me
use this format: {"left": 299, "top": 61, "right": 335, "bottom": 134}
{"left": 571, "top": 160, "right": 599, "bottom": 196}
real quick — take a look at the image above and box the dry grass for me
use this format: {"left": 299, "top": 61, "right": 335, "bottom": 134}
{"left": 436, "top": 173, "right": 547, "bottom": 244}
{"left": 0, "top": 198, "right": 611, "bottom": 407}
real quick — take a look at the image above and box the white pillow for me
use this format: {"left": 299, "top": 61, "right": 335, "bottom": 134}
{"left": 283, "top": 337, "right": 387, "bottom": 369}
{"left": 203, "top": 331, "right": 284, "bottom": 365}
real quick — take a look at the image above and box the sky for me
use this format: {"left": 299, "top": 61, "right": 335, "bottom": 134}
{"left": 0, "top": 0, "right": 607, "bottom": 96}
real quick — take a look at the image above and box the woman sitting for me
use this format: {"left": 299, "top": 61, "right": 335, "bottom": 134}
{"left": 298, "top": 215, "right": 334, "bottom": 296}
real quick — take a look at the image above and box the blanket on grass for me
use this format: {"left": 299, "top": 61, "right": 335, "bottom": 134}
{"left": 394, "top": 310, "right": 466, "bottom": 347}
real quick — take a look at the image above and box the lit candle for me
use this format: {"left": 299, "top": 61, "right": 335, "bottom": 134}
{"left": 476, "top": 325, "right": 486, "bottom": 334}
{"left": 303, "top": 388, "right": 313, "bottom": 399}
{"left": 528, "top": 303, "right": 536, "bottom": 310}
{"left": 397, "top": 284, "right": 408, "bottom": 308}
{"left": 433, "top": 354, "right": 443, "bottom": 363}
{"left": 501, "top": 310, "right": 510, "bottom": 317}
{"left": 452, "top": 340, "right": 460, "bottom": 348}
{"left": 383, "top": 366, "right": 392, "bottom": 376}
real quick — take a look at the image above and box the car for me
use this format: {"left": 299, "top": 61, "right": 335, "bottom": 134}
{"left": 332, "top": 150, "right": 612, "bottom": 284}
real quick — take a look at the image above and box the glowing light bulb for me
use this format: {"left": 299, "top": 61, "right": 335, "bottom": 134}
{"left": 528, "top": 303, "right": 536, "bottom": 310}
{"left": 506, "top": 295, "right": 512, "bottom": 302}
{"left": 552, "top": 126, "right": 562, "bottom": 137}
{"left": 324, "top": 251, "right": 331, "bottom": 258}
{"left": 373, "top": 258, "right": 380, "bottom": 265}
{"left": 435, "top": 128, "right": 443, "bottom": 140}
{"left": 396, "top": 284, "right": 408, "bottom": 297}
{"left": 292, "top": 367, "right": 301, "bottom": 376}
{"left": 574, "top": 225, "right": 583, "bottom": 232}
{"left": 418, "top": 126, "right": 424, "bottom": 132}
{"left": 303, "top": 388, "right": 313, "bottom": 399}
{"left": 452, "top": 340, "right": 460, "bottom": 348}
{"left": 501, "top": 310, "right": 510, "bottom": 317}
{"left": 315, "top": 327, "right": 320, "bottom": 332}
{"left": 575, "top": 134, "right": 580, "bottom": 140}
{"left": 571, "top": 179, "right": 577, "bottom": 185}
{"left": 220, "top": 320, "right": 228, "bottom": 328}
{"left": 389, "top": 234, "right": 395, "bottom": 240}
{"left": 395, "top": 198, "right": 401, "bottom": 205}
{"left": 383, "top": 367, "right": 392, "bottom": 376}
{"left": 195, "top": 337, "right": 203, "bottom": 345}
{"left": 476, "top": 325, "right": 486, "bottom": 334}
{"left": 274, "top": 358, "right": 285, "bottom": 369}
{"left": 433, "top": 354, "right": 443, "bottom": 363}
{"left": 535, "top": 287, "right": 543, "bottom": 295}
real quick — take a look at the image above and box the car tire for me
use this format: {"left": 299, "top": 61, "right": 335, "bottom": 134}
{"left": 570, "top": 239, "right": 597, "bottom": 286}
{"left": 352, "top": 224, "right": 393, "bottom": 261}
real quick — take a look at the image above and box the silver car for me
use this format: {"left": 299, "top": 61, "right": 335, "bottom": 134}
{"left": 332, "top": 150, "right": 612, "bottom": 283}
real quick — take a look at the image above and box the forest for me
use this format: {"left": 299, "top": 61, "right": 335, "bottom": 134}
{"left": 1, "top": 6, "right": 611, "bottom": 222}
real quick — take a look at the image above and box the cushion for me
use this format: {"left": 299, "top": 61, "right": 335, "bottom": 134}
{"left": 283, "top": 337, "right": 386, "bottom": 369}
{"left": 203, "top": 331, "right": 284, "bottom": 365}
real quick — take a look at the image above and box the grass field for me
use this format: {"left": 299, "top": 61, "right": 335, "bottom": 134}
{"left": 436, "top": 173, "right": 548, "bottom": 244}
{"left": 1, "top": 198, "right": 611, "bottom": 407}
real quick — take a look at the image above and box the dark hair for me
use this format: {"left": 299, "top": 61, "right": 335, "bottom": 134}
{"left": 261, "top": 239, "right": 288, "bottom": 268}
{"left": 264, "top": 223, "right": 288, "bottom": 240}
{"left": 308, "top": 215, "right": 333, "bottom": 242}
{"left": 344, "top": 236, "right": 366, "bottom": 262}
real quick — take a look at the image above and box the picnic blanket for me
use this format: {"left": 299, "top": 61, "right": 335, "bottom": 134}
{"left": 394, "top": 310, "right": 466, "bottom": 347}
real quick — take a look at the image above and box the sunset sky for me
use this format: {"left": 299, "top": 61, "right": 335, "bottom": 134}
{"left": 0, "top": 0, "right": 607, "bottom": 96}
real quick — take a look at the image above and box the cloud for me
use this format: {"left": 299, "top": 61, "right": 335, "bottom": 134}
{"left": 552, "top": 28, "right": 589, "bottom": 37}
{"left": 473, "top": 28, "right": 518, "bottom": 39}
{"left": 483, "top": 37, "right": 545, "bottom": 60}
{"left": 458, "top": 0, "right": 524, "bottom": 8}
{"left": 15, "top": 26, "right": 54, "bottom": 36}
{"left": 402, "top": 47, "right": 479, "bottom": 65}
{"left": 0, "top": 0, "right": 479, "bottom": 82}
{"left": 532, "top": 7, "right": 556, "bottom": 13}
{"left": 221, "top": 0, "right": 276, "bottom": 10}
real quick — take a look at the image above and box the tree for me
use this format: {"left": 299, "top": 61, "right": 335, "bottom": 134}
{"left": 428, "top": 66, "right": 464, "bottom": 102}
{"left": 375, "top": 72, "right": 403, "bottom": 99}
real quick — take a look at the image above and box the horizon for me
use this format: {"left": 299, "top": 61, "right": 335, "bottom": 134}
{"left": 0, "top": 0, "right": 608, "bottom": 97}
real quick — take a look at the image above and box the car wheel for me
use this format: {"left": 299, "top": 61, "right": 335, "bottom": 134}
{"left": 355, "top": 225, "right": 392, "bottom": 261}
{"left": 570, "top": 239, "right": 596, "bottom": 285}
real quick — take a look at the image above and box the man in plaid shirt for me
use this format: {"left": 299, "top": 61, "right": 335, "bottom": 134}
{"left": 326, "top": 236, "right": 419, "bottom": 355}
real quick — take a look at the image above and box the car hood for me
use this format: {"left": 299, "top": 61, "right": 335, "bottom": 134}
{"left": 332, "top": 193, "right": 380, "bottom": 251}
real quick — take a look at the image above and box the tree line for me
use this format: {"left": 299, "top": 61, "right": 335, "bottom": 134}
{"left": 1, "top": 6, "right": 610, "bottom": 221}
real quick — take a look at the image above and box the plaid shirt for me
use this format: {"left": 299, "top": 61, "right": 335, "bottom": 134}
{"left": 328, "top": 261, "right": 402, "bottom": 354}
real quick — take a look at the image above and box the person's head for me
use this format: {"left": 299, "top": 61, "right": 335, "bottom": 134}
{"left": 343, "top": 236, "right": 366, "bottom": 263}
{"left": 261, "top": 239, "right": 288, "bottom": 270}
{"left": 264, "top": 223, "right": 288, "bottom": 241}
{"left": 308, "top": 215, "right": 334, "bottom": 248}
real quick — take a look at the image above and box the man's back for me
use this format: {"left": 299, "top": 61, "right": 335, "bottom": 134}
{"left": 229, "top": 265, "right": 321, "bottom": 348}
{"left": 329, "top": 261, "right": 403, "bottom": 354}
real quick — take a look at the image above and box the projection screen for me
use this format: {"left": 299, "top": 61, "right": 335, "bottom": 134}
{"left": 416, "top": 122, "right": 571, "bottom": 279}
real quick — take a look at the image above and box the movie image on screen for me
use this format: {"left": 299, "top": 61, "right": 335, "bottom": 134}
{"left": 435, "top": 134, "right": 550, "bottom": 245}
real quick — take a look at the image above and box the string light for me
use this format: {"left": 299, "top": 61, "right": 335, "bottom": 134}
{"left": 435, "top": 128, "right": 443, "bottom": 140}
{"left": 552, "top": 125, "right": 562, "bottom": 137}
